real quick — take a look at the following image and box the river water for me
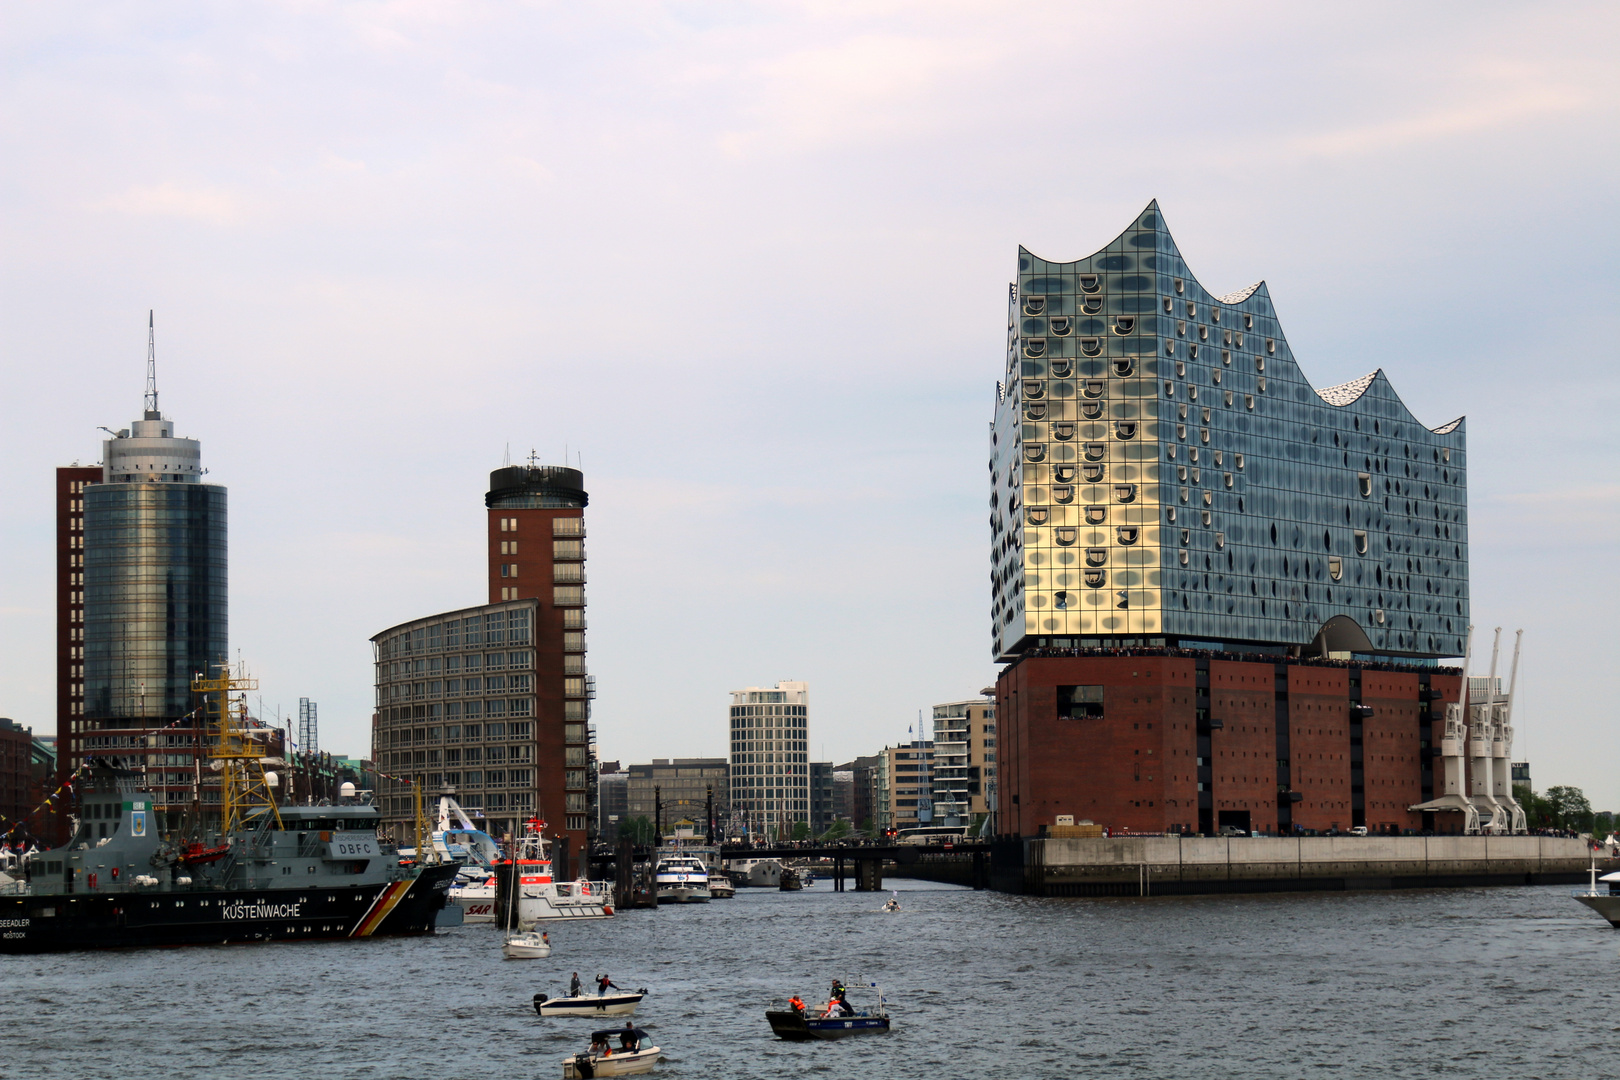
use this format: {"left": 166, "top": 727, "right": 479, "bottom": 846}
{"left": 3, "top": 878, "right": 1614, "bottom": 1079}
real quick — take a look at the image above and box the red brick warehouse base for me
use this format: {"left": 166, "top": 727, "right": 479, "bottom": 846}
{"left": 995, "top": 651, "right": 1460, "bottom": 838}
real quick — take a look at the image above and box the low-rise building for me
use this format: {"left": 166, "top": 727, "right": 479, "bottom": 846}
{"left": 809, "top": 761, "right": 835, "bottom": 835}
{"left": 931, "top": 692, "right": 998, "bottom": 829}
{"left": 627, "top": 758, "right": 728, "bottom": 835}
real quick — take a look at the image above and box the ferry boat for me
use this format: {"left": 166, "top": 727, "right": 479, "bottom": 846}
{"left": 707, "top": 872, "right": 735, "bottom": 899}
{"left": 654, "top": 853, "right": 711, "bottom": 903}
{"left": 724, "top": 857, "right": 782, "bottom": 888}
{"left": 501, "top": 818, "right": 615, "bottom": 923}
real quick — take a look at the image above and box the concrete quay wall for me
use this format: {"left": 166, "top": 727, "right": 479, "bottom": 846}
{"left": 1006, "top": 835, "right": 1609, "bottom": 896}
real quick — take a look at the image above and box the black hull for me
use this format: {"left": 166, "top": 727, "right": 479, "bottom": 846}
{"left": 0, "top": 864, "right": 458, "bottom": 954}
{"left": 767, "top": 1009, "right": 891, "bottom": 1040}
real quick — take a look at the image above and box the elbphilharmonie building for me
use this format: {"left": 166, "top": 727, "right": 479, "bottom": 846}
{"left": 989, "top": 201, "right": 1467, "bottom": 662}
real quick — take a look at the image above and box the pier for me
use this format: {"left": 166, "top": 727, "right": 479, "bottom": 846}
{"left": 716, "top": 843, "right": 993, "bottom": 891}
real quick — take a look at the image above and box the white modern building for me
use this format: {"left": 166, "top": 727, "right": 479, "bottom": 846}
{"left": 727, "top": 680, "right": 809, "bottom": 837}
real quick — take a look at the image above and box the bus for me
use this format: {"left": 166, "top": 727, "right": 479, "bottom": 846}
{"left": 895, "top": 825, "right": 971, "bottom": 846}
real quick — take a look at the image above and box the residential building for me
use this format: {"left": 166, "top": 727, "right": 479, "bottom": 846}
{"left": 372, "top": 460, "right": 594, "bottom": 858}
{"left": 880, "top": 741, "right": 934, "bottom": 834}
{"left": 809, "top": 761, "right": 835, "bottom": 835}
{"left": 931, "top": 691, "right": 997, "bottom": 828}
{"left": 992, "top": 203, "right": 1472, "bottom": 837}
{"left": 626, "top": 757, "right": 728, "bottom": 835}
{"left": 727, "top": 680, "right": 809, "bottom": 837}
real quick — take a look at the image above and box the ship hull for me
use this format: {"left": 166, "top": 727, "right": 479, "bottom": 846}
{"left": 0, "top": 864, "right": 458, "bottom": 954}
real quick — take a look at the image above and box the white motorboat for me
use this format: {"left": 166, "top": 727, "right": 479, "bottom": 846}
{"left": 707, "top": 872, "right": 735, "bottom": 899}
{"left": 655, "top": 854, "right": 711, "bottom": 903}
{"left": 535, "top": 989, "right": 648, "bottom": 1017}
{"left": 562, "top": 1027, "right": 660, "bottom": 1078}
{"left": 724, "top": 858, "right": 782, "bottom": 888}
{"left": 503, "top": 930, "right": 552, "bottom": 959}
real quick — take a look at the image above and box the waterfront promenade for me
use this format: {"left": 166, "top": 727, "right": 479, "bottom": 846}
{"left": 1005, "top": 834, "right": 1608, "bottom": 896}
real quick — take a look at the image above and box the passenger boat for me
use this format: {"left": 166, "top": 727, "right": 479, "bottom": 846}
{"left": 562, "top": 1027, "right": 660, "bottom": 1077}
{"left": 1573, "top": 861, "right": 1620, "bottom": 926}
{"left": 725, "top": 858, "right": 782, "bottom": 888}
{"left": 706, "top": 872, "right": 735, "bottom": 899}
{"left": 535, "top": 989, "right": 649, "bottom": 1017}
{"left": 654, "top": 853, "right": 710, "bottom": 903}
{"left": 0, "top": 760, "right": 456, "bottom": 953}
{"left": 766, "top": 980, "right": 891, "bottom": 1040}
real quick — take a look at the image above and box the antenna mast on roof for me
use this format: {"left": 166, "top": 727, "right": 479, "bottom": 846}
{"left": 143, "top": 310, "right": 161, "bottom": 420}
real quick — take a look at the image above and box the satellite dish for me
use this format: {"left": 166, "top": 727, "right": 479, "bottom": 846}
{"left": 340, "top": 782, "right": 356, "bottom": 800}
{"left": 264, "top": 771, "right": 279, "bottom": 788}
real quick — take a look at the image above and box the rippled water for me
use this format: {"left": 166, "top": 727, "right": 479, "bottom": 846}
{"left": 4, "top": 879, "right": 1615, "bottom": 1079}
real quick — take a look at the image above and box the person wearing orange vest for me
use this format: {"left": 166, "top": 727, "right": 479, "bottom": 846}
{"left": 789, "top": 994, "right": 806, "bottom": 1015}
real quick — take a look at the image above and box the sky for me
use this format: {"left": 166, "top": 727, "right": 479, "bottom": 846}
{"left": 2, "top": 2, "right": 1617, "bottom": 801}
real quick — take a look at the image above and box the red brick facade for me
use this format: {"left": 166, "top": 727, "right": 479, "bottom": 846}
{"left": 996, "top": 653, "right": 1461, "bottom": 838}
{"left": 487, "top": 503, "right": 587, "bottom": 862}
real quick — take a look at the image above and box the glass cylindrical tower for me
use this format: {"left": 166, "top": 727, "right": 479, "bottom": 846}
{"left": 82, "top": 414, "right": 227, "bottom": 725}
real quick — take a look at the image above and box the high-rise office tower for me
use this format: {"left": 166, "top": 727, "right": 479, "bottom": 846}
{"left": 65, "top": 316, "right": 228, "bottom": 829}
{"left": 727, "top": 680, "right": 809, "bottom": 837}
{"left": 992, "top": 204, "right": 1471, "bottom": 838}
{"left": 372, "top": 461, "right": 592, "bottom": 861}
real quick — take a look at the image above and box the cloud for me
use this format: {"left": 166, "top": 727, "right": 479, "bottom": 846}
{"left": 1292, "top": 86, "right": 1590, "bottom": 159}
{"left": 91, "top": 182, "right": 248, "bottom": 224}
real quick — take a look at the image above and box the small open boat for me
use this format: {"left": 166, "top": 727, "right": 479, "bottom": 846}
{"left": 766, "top": 980, "right": 891, "bottom": 1040}
{"left": 536, "top": 990, "right": 648, "bottom": 1017}
{"left": 562, "top": 1026, "right": 660, "bottom": 1077}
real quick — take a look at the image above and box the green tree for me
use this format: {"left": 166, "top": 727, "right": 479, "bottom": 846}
{"left": 858, "top": 818, "right": 874, "bottom": 837}
{"left": 820, "top": 820, "right": 851, "bottom": 841}
{"left": 1514, "top": 784, "right": 1550, "bottom": 829}
{"left": 791, "top": 820, "right": 811, "bottom": 841}
{"left": 1545, "top": 786, "right": 1594, "bottom": 832}
{"left": 620, "top": 815, "right": 656, "bottom": 845}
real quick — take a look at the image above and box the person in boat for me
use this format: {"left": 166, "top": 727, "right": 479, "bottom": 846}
{"left": 590, "top": 1033, "right": 609, "bottom": 1057}
{"left": 570, "top": 972, "right": 583, "bottom": 997}
{"left": 619, "top": 1022, "right": 639, "bottom": 1052}
{"left": 597, "top": 974, "right": 621, "bottom": 996}
{"left": 789, "top": 994, "right": 806, "bottom": 1015}
{"left": 541, "top": 931, "right": 550, "bottom": 947}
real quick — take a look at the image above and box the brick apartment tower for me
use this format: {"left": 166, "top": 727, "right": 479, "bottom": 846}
{"left": 56, "top": 464, "right": 102, "bottom": 822}
{"left": 486, "top": 463, "right": 592, "bottom": 858}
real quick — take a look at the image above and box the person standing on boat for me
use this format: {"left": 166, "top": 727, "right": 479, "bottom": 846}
{"left": 598, "top": 973, "right": 621, "bottom": 996}
{"left": 570, "top": 972, "right": 582, "bottom": 997}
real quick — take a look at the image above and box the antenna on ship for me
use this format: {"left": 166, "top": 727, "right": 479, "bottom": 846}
{"left": 143, "top": 310, "right": 161, "bottom": 420}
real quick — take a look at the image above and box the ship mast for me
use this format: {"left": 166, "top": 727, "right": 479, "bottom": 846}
{"left": 194, "top": 665, "right": 282, "bottom": 835}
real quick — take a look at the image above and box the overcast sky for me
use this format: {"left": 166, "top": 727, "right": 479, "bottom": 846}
{"left": 3, "top": 3, "right": 1617, "bottom": 801}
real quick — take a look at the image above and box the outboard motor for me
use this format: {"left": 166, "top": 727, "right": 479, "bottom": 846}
{"left": 533, "top": 993, "right": 547, "bottom": 1015}
{"left": 572, "top": 1052, "right": 596, "bottom": 1078}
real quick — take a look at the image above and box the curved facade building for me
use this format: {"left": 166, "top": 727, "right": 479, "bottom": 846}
{"left": 990, "top": 201, "right": 1467, "bottom": 662}
{"left": 83, "top": 415, "right": 227, "bottom": 723}
{"left": 990, "top": 205, "right": 1474, "bottom": 840}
